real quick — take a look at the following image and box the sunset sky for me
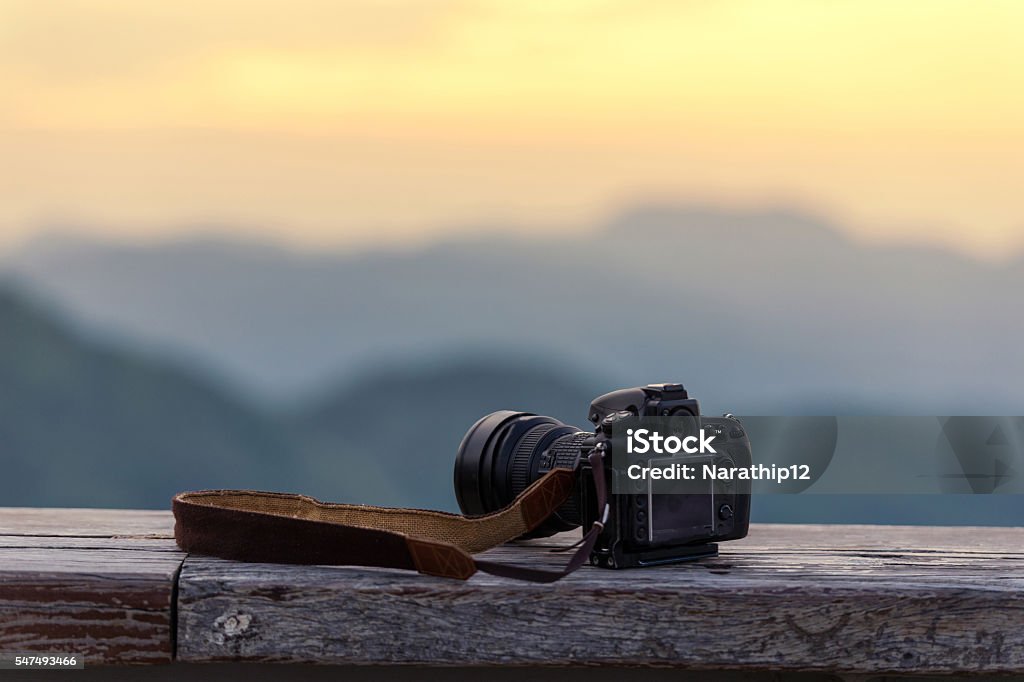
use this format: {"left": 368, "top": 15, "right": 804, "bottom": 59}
{"left": 3, "top": 1, "right": 1023, "bottom": 258}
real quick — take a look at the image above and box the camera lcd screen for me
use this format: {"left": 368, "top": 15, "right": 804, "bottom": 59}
{"left": 648, "top": 494, "right": 715, "bottom": 542}
{"left": 646, "top": 455, "right": 715, "bottom": 544}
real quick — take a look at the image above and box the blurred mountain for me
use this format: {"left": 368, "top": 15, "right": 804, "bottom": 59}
{"left": 0, "top": 283, "right": 1020, "bottom": 524}
{"left": 287, "top": 357, "right": 603, "bottom": 509}
{"left": 0, "top": 285, "right": 293, "bottom": 507}
{"left": 0, "top": 285, "right": 601, "bottom": 509}
{"left": 5, "top": 206, "right": 1024, "bottom": 525}
{"left": 6, "top": 205, "right": 1023, "bottom": 415}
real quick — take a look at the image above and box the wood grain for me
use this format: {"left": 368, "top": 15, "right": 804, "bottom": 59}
{"left": 177, "top": 523, "right": 1024, "bottom": 674}
{"left": 0, "top": 507, "right": 173, "bottom": 537}
{"left": 0, "top": 508, "right": 183, "bottom": 665}
{"left": 3, "top": 508, "right": 1023, "bottom": 674}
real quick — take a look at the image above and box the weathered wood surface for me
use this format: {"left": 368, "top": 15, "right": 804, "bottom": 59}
{"left": 0, "top": 508, "right": 184, "bottom": 665}
{"left": 2, "top": 508, "right": 1023, "bottom": 675}
{"left": 0, "top": 507, "right": 172, "bottom": 537}
{"left": 178, "top": 523, "right": 1024, "bottom": 675}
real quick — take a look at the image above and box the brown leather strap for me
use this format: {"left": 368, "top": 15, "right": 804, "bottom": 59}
{"left": 173, "top": 452, "right": 608, "bottom": 581}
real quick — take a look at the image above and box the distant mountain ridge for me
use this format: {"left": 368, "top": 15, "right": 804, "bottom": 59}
{"left": 1, "top": 282, "right": 1021, "bottom": 526}
{"left": 0, "top": 284, "right": 291, "bottom": 507}
{"left": 0, "top": 284, "right": 600, "bottom": 509}
{"left": 286, "top": 356, "right": 604, "bottom": 509}
{"left": 8, "top": 204, "right": 1023, "bottom": 416}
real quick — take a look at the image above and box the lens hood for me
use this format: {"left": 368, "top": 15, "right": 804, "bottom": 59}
{"left": 455, "top": 410, "right": 570, "bottom": 516}
{"left": 454, "top": 410, "right": 523, "bottom": 515}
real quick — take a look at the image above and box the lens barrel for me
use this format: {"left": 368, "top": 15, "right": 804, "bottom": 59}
{"left": 454, "top": 411, "right": 586, "bottom": 537}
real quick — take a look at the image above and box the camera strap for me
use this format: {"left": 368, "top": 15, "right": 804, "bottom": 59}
{"left": 172, "top": 451, "right": 607, "bottom": 582}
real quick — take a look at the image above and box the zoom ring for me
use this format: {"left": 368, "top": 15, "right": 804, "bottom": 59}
{"left": 546, "top": 431, "right": 589, "bottom": 472}
{"left": 541, "top": 431, "right": 590, "bottom": 523}
{"left": 510, "top": 424, "right": 559, "bottom": 495}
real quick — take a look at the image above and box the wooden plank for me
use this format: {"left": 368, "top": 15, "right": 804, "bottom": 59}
{"left": 177, "top": 523, "right": 1024, "bottom": 674}
{"left": 3, "top": 508, "right": 1022, "bottom": 673}
{"left": 0, "top": 508, "right": 183, "bottom": 665}
{"left": 0, "top": 507, "right": 173, "bottom": 537}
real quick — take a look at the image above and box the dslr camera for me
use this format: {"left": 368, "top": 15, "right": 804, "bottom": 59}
{"left": 454, "top": 383, "right": 751, "bottom": 568}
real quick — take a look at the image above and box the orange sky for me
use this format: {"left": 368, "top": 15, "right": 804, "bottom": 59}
{"left": 2, "top": 1, "right": 1023, "bottom": 258}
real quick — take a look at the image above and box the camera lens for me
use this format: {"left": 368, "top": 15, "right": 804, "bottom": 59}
{"left": 454, "top": 411, "right": 588, "bottom": 538}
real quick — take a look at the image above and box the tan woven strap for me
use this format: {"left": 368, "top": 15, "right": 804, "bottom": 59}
{"left": 173, "top": 451, "right": 607, "bottom": 581}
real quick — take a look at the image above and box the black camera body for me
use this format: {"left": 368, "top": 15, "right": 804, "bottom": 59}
{"left": 454, "top": 383, "right": 751, "bottom": 569}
